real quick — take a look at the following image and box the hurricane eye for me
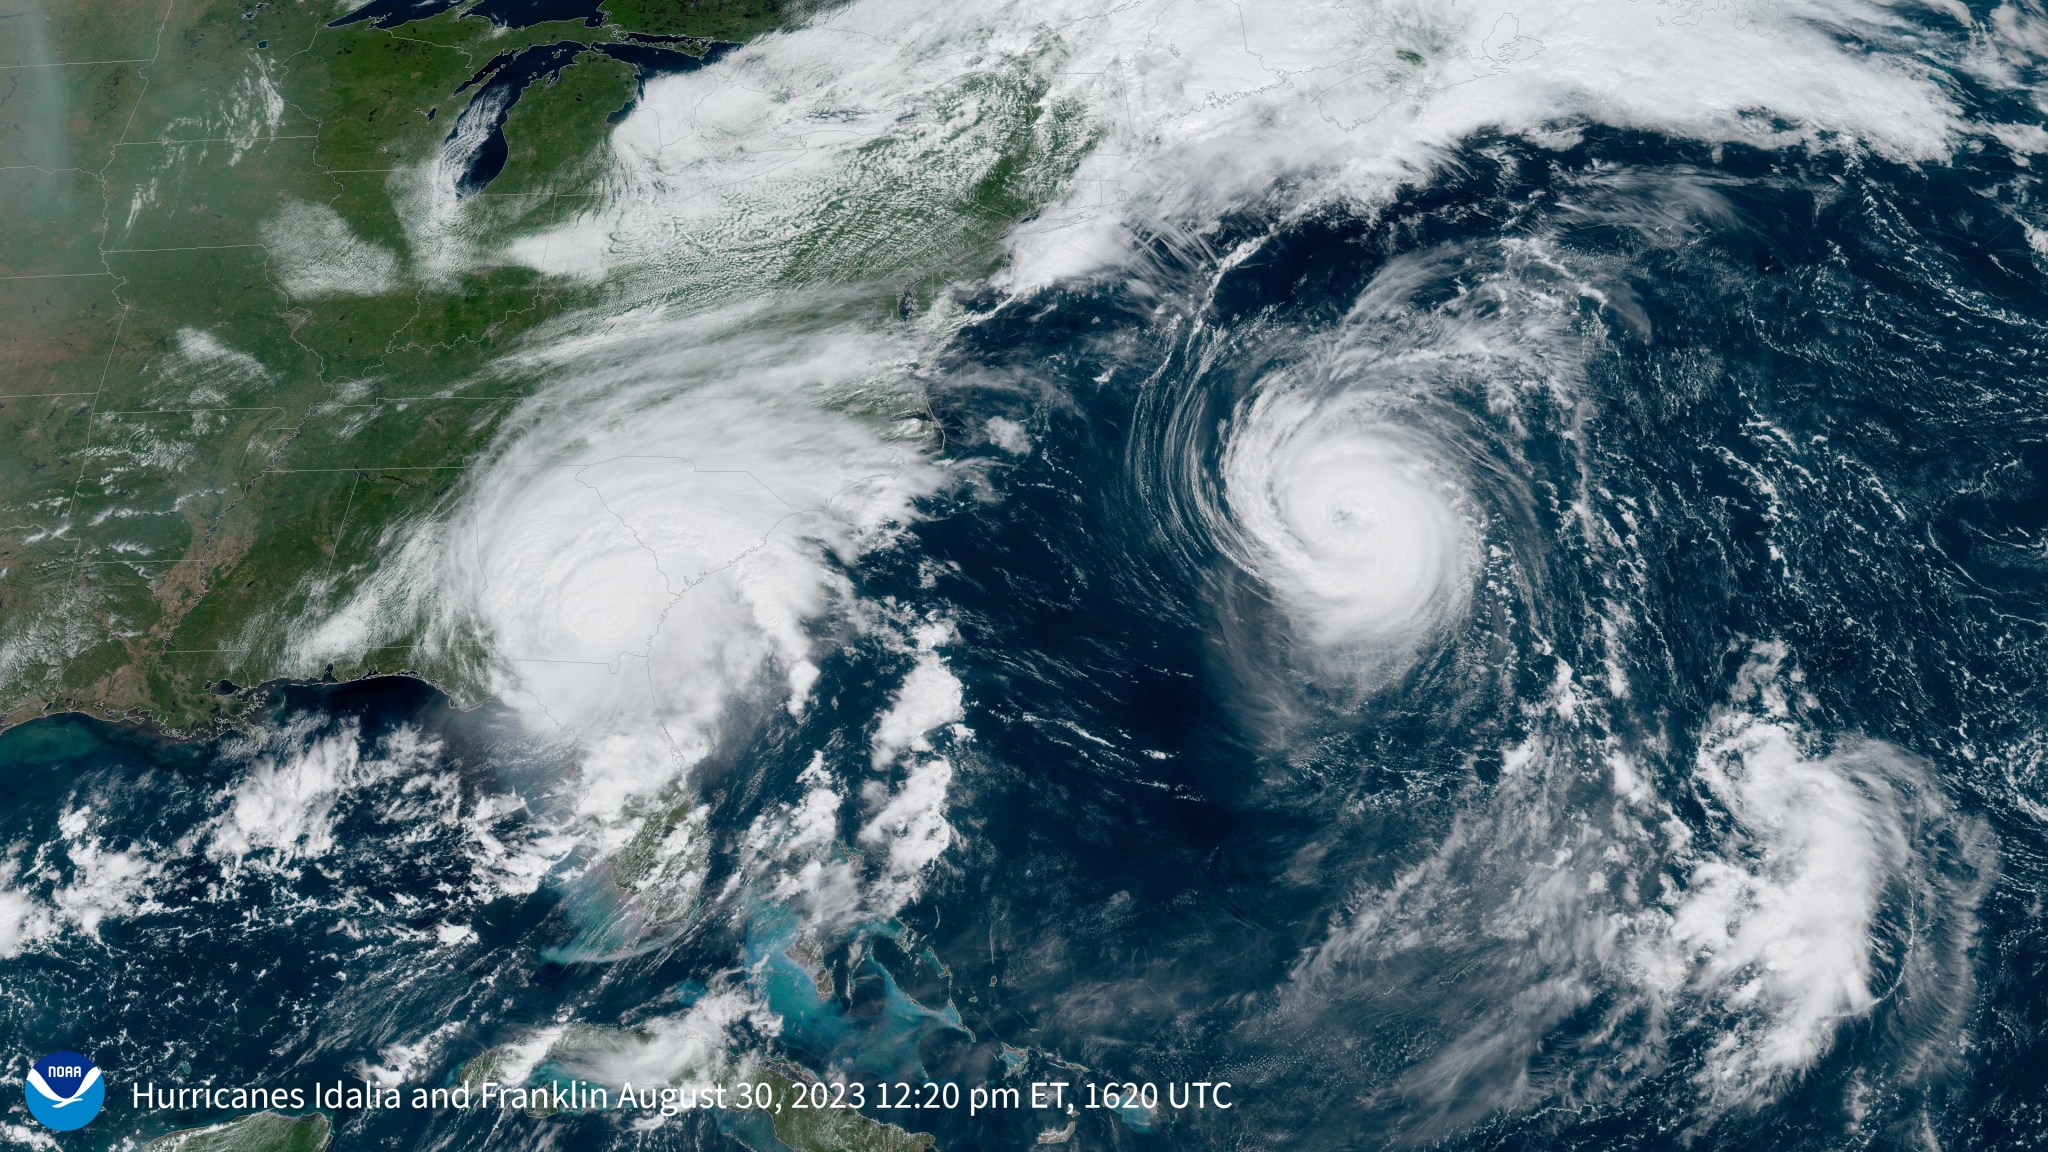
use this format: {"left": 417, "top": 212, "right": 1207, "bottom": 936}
{"left": 1219, "top": 390, "right": 1471, "bottom": 651}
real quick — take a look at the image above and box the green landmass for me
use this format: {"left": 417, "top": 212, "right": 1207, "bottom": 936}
{"left": 455, "top": 1031, "right": 939, "bottom": 1150}
{"left": 600, "top": 0, "right": 798, "bottom": 39}
{"left": 0, "top": 4, "right": 1091, "bottom": 1140}
{"left": 142, "top": 1111, "right": 332, "bottom": 1152}
{"left": 0, "top": 0, "right": 813, "bottom": 729}
{"left": 0, "top": 0, "right": 1096, "bottom": 733}
{"left": 751, "top": 1060, "right": 937, "bottom": 1152}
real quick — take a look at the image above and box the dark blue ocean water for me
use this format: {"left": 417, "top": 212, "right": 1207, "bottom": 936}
{"left": 5, "top": 82, "right": 2048, "bottom": 1152}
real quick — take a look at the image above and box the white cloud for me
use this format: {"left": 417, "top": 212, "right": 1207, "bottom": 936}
{"left": 870, "top": 652, "right": 966, "bottom": 768}
{"left": 262, "top": 198, "right": 403, "bottom": 298}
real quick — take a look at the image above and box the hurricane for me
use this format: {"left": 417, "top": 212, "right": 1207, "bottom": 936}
{"left": 3, "top": 0, "right": 2046, "bottom": 1150}
{"left": 1221, "top": 363, "right": 1473, "bottom": 644}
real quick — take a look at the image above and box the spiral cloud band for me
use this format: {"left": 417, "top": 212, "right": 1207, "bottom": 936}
{"left": 1222, "top": 386, "right": 1472, "bottom": 652}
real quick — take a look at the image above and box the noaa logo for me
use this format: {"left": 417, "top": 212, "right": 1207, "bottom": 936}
{"left": 25, "top": 1052, "right": 104, "bottom": 1131}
